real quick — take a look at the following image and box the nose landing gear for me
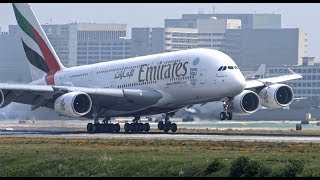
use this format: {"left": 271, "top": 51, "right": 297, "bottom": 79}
{"left": 220, "top": 99, "right": 233, "bottom": 120}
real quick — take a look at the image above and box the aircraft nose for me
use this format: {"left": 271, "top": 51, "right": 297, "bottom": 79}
{"left": 233, "top": 73, "right": 246, "bottom": 93}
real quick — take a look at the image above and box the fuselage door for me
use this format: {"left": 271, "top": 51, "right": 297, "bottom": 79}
{"left": 200, "top": 69, "right": 207, "bottom": 84}
{"left": 89, "top": 71, "right": 94, "bottom": 81}
{"left": 110, "top": 81, "right": 116, "bottom": 88}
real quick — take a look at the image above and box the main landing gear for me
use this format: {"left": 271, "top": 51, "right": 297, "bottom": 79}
{"left": 220, "top": 100, "right": 233, "bottom": 120}
{"left": 87, "top": 117, "right": 120, "bottom": 134}
{"left": 124, "top": 117, "right": 150, "bottom": 133}
{"left": 157, "top": 113, "right": 177, "bottom": 133}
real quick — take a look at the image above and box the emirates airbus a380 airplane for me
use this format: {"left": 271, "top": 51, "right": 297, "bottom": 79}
{"left": 1, "top": 3, "right": 302, "bottom": 133}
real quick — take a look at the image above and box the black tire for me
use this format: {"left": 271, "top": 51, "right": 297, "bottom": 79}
{"left": 132, "top": 123, "right": 139, "bottom": 133}
{"left": 227, "top": 112, "right": 233, "bottom": 120}
{"left": 114, "top": 123, "right": 120, "bottom": 133}
{"left": 138, "top": 123, "right": 144, "bottom": 133}
{"left": 144, "top": 123, "right": 150, "bottom": 132}
{"left": 220, "top": 112, "right": 227, "bottom": 120}
{"left": 92, "top": 124, "right": 98, "bottom": 134}
{"left": 124, "top": 123, "right": 130, "bottom": 133}
{"left": 163, "top": 124, "right": 170, "bottom": 133}
{"left": 87, "top": 123, "right": 93, "bottom": 133}
{"left": 171, "top": 123, "right": 177, "bottom": 132}
{"left": 158, "top": 121, "right": 164, "bottom": 130}
{"left": 100, "top": 124, "right": 106, "bottom": 133}
{"left": 109, "top": 123, "right": 115, "bottom": 133}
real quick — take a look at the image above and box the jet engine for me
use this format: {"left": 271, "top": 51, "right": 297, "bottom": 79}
{"left": 54, "top": 91, "right": 92, "bottom": 117}
{"left": 230, "top": 90, "right": 260, "bottom": 115}
{"left": 258, "top": 84, "right": 293, "bottom": 109}
{"left": 0, "top": 89, "right": 4, "bottom": 107}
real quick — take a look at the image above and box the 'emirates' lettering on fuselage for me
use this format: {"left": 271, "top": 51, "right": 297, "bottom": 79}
{"left": 138, "top": 61, "right": 188, "bottom": 82}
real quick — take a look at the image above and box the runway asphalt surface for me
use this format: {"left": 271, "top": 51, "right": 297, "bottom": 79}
{"left": 1, "top": 120, "right": 320, "bottom": 143}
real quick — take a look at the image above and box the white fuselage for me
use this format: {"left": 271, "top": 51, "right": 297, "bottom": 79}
{"left": 33, "top": 48, "right": 246, "bottom": 117}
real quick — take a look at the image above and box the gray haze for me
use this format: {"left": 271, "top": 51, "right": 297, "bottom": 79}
{"left": 0, "top": 3, "right": 319, "bottom": 58}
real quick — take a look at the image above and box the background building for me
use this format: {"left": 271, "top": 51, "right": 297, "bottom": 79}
{"left": 266, "top": 57, "right": 320, "bottom": 102}
{"left": 131, "top": 27, "right": 165, "bottom": 57}
{"left": 76, "top": 23, "right": 131, "bottom": 66}
{"left": 234, "top": 28, "right": 307, "bottom": 70}
{"left": 162, "top": 13, "right": 307, "bottom": 71}
{"left": 9, "top": 23, "right": 132, "bottom": 67}
{"left": 0, "top": 30, "right": 31, "bottom": 83}
{"left": 176, "top": 13, "right": 281, "bottom": 29}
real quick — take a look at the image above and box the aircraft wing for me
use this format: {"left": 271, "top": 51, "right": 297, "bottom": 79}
{"left": 0, "top": 83, "right": 163, "bottom": 113}
{"left": 245, "top": 69, "right": 302, "bottom": 90}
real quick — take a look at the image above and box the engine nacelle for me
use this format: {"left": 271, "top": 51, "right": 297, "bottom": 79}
{"left": 0, "top": 89, "right": 4, "bottom": 107}
{"left": 258, "top": 84, "right": 294, "bottom": 109}
{"left": 230, "top": 90, "right": 260, "bottom": 115}
{"left": 54, "top": 91, "right": 92, "bottom": 117}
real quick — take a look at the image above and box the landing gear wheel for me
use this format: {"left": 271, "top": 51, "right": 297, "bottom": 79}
{"left": 138, "top": 123, "right": 144, "bottom": 133}
{"left": 220, "top": 112, "right": 227, "bottom": 120}
{"left": 163, "top": 121, "right": 171, "bottom": 133}
{"left": 144, "top": 123, "right": 150, "bottom": 132}
{"left": 87, "top": 123, "right": 93, "bottom": 133}
{"left": 114, "top": 123, "right": 120, "bottom": 133}
{"left": 124, "top": 123, "right": 130, "bottom": 133}
{"left": 158, "top": 121, "right": 164, "bottom": 130}
{"left": 92, "top": 124, "right": 98, "bottom": 133}
{"left": 171, "top": 123, "right": 177, "bottom": 132}
{"left": 227, "top": 112, "right": 233, "bottom": 120}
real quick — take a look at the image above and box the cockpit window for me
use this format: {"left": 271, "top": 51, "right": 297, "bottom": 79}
{"left": 234, "top": 66, "right": 238, "bottom": 69}
{"left": 222, "top": 66, "right": 227, "bottom": 70}
{"left": 228, "top": 66, "right": 234, "bottom": 69}
{"left": 218, "top": 66, "right": 223, "bottom": 71}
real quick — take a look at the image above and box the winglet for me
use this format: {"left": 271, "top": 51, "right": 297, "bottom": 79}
{"left": 288, "top": 68, "right": 296, "bottom": 74}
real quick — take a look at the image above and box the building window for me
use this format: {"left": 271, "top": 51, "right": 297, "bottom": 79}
{"left": 312, "top": 75, "right": 316, "bottom": 80}
{"left": 307, "top": 75, "right": 311, "bottom": 80}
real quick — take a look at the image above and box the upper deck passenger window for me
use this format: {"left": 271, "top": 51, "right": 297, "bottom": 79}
{"left": 228, "top": 66, "right": 234, "bottom": 69}
{"left": 218, "top": 66, "right": 223, "bottom": 71}
{"left": 222, "top": 66, "right": 227, "bottom": 70}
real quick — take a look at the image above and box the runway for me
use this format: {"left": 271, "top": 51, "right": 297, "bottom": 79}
{"left": 1, "top": 119, "right": 320, "bottom": 143}
{"left": 2, "top": 129, "right": 320, "bottom": 143}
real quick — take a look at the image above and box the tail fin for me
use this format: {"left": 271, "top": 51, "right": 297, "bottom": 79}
{"left": 12, "top": 3, "right": 65, "bottom": 85}
{"left": 253, "top": 64, "right": 266, "bottom": 79}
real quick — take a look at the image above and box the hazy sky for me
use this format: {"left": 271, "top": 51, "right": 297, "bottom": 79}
{"left": 1, "top": 3, "right": 319, "bottom": 58}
